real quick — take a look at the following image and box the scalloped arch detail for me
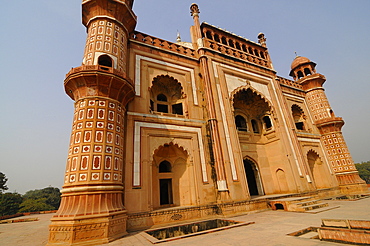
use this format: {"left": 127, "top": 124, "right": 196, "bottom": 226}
{"left": 307, "top": 149, "right": 320, "bottom": 157}
{"left": 291, "top": 104, "right": 305, "bottom": 115}
{"left": 150, "top": 75, "right": 185, "bottom": 99}
{"left": 230, "top": 85, "right": 273, "bottom": 111}
{"left": 152, "top": 142, "right": 189, "bottom": 159}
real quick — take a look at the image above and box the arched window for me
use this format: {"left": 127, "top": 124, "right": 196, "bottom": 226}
{"left": 229, "top": 39, "right": 235, "bottom": 48}
{"left": 297, "top": 70, "right": 304, "bottom": 79}
{"left": 235, "top": 115, "right": 247, "bottom": 131}
{"left": 206, "top": 31, "right": 213, "bottom": 40}
{"left": 304, "top": 68, "right": 312, "bottom": 76}
{"left": 251, "top": 119, "right": 259, "bottom": 133}
{"left": 242, "top": 44, "right": 248, "bottom": 52}
{"left": 248, "top": 47, "right": 253, "bottom": 55}
{"left": 159, "top": 161, "right": 171, "bottom": 173}
{"left": 263, "top": 116, "right": 272, "bottom": 130}
{"left": 291, "top": 104, "right": 305, "bottom": 131}
{"left": 221, "top": 37, "right": 227, "bottom": 45}
{"left": 98, "top": 54, "right": 113, "bottom": 68}
{"left": 214, "top": 34, "right": 220, "bottom": 43}
{"left": 150, "top": 75, "right": 184, "bottom": 115}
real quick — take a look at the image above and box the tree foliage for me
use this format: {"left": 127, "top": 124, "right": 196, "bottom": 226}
{"left": 0, "top": 192, "right": 22, "bottom": 216}
{"left": 0, "top": 173, "right": 62, "bottom": 215}
{"left": 355, "top": 161, "right": 370, "bottom": 184}
{"left": 18, "top": 198, "right": 54, "bottom": 213}
{"left": 22, "top": 187, "right": 61, "bottom": 210}
{"left": 0, "top": 172, "right": 8, "bottom": 193}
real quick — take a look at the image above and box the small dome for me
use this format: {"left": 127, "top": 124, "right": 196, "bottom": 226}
{"left": 291, "top": 56, "right": 311, "bottom": 70}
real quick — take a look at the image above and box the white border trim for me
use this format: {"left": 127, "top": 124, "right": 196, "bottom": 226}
{"left": 135, "top": 55, "right": 198, "bottom": 105}
{"left": 216, "top": 83, "right": 238, "bottom": 180}
{"left": 133, "top": 121, "right": 207, "bottom": 186}
{"left": 214, "top": 62, "right": 303, "bottom": 176}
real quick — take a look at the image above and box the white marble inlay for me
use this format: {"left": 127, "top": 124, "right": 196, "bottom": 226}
{"left": 133, "top": 121, "right": 207, "bottom": 186}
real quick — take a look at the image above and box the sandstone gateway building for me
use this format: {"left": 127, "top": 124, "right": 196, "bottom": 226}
{"left": 48, "top": 1, "right": 367, "bottom": 245}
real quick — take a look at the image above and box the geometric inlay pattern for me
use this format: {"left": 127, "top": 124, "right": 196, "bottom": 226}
{"left": 64, "top": 98, "right": 124, "bottom": 185}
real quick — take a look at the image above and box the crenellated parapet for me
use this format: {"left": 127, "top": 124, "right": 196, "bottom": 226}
{"left": 200, "top": 23, "right": 272, "bottom": 69}
{"left": 130, "top": 31, "right": 196, "bottom": 59}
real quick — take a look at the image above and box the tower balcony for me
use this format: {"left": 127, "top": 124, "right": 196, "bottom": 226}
{"left": 64, "top": 65, "right": 135, "bottom": 106}
{"left": 315, "top": 117, "right": 345, "bottom": 134}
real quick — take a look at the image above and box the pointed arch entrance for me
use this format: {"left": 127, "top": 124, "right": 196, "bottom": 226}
{"left": 152, "top": 143, "right": 194, "bottom": 208}
{"left": 307, "top": 150, "right": 331, "bottom": 189}
{"left": 243, "top": 158, "right": 264, "bottom": 196}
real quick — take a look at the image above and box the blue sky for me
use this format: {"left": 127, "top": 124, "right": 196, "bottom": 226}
{"left": 0, "top": 0, "right": 369, "bottom": 194}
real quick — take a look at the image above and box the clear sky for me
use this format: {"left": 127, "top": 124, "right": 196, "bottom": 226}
{"left": 0, "top": 0, "right": 369, "bottom": 194}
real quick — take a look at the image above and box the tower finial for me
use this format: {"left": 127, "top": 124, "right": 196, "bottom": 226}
{"left": 176, "top": 31, "right": 182, "bottom": 42}
{"left": 295, "top": 51, "right": 298, "bottom": 57}
{"left": 257, "top": 33, "right": 266, "bottom": 47}
{"left": 190, "top": 3, "right": 200, "bottom": 17}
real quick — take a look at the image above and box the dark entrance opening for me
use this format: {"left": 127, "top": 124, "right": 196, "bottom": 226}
{"left": 160, "top": 179, "right": 173, "bottom": 205}
{"left": 244, "top": 159, "right": 259, "bottom": 196}
{"left": 275, "top": 203, "right": 284, "bottom": 210}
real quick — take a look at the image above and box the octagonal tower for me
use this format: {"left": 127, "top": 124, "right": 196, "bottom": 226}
{"left": 48, "top": 1, "right": 136, "bottom": 245}
{"left": 290, "top": 56, "right": 367, "bottom": 194}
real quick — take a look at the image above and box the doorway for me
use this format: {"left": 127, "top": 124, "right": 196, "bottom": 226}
{"left": 160, "top": 179, "right": 173, "bottom": 205}
{"left": 244, "top": 159, "right": 263, "bottom": 196}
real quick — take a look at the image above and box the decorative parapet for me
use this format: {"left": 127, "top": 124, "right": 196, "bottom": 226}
{"left": 277, "top": 76, "right": 303, "bottom": 90}
{"left": 202, "top": 39, "right": 270, "bottom": 68}
{"left": 130, "top": 31, "right": 196, "bottom": 59}
{"left": 200, "top": 23, "right": 272, "bottom": 69}
{"left": 65, "top": 65, "right": 128, "bottom": 81}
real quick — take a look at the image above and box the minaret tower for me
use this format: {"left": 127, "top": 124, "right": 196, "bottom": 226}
{"left": 48, "top": 0, "right": 136, "bottom": 245}
{"left": 290, "top": 56, "right": 367, "bottom": 194}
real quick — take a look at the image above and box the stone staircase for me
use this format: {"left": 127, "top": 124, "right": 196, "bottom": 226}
{"left": 269, "top": 196, "right": 339, "bottom": 213}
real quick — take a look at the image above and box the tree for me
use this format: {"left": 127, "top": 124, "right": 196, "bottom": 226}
{"left": 0, "top": 172, "right": 8, "bottom": 193}
{"left": 0, "top": 192, "right": 22, "bottom": 216}
{"left": 355, "top": 161, "right": 370, "bottom": 184}
{"left": 18, "top": 198, "right": 54, "bottom": 213}
{"left": 22, "top": 187, "right": 61, "bottom": 210}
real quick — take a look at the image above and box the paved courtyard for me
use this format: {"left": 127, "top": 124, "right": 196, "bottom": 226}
{"left": 1, "top": 197, "right": 369, "bottom": 246}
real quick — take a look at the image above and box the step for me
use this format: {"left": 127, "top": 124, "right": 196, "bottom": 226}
{"left": 295, "top": 199, "right": 322, "bottom": 207}
{"left": 301, "top": 202, "right": 329, "bottom": 211}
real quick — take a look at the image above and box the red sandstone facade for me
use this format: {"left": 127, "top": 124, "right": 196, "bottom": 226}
{"left": 48, "top": 1, "right": 367, "bottom": 245}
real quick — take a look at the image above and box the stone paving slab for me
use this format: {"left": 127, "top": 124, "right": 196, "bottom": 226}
{"left": 0, "top": 198, "right": 369, "bottom": 246}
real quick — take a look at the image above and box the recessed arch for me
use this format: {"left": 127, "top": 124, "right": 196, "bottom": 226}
{"left": 230, "top": 85, "right": 274, "bottom": 112}
{"left": 291, "top": 104, "right": 306, "bottom": 131}
{"left": 152, "top": 142, "right": 189, "bottom": 159}
{"left": 235, "top": 114, "right": 248, "bottom": 131}
{"left": 231, "top": 86, "right": 274, "bottom": 133}
{"left": 307, "top": 149, "right": 331, "bottom": 189}
{"left": 150, "top": 75, "right": 185, "bottom": 115}
{"left": 275, "top": 168, "right": 289, "bottom": 193}
{"left": 152, "top": 142, "right": 193, "bottom": 208}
